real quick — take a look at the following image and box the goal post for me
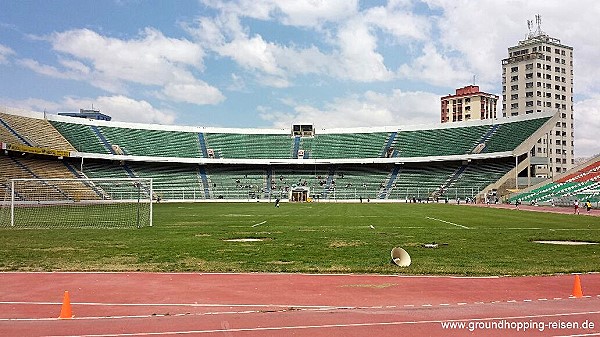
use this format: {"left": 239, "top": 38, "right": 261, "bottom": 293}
{"left": 0, "top": 178, "right": 153, "bottom": 228}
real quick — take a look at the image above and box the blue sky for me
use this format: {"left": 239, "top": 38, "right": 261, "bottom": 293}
{"left": 1, "top": 0, "right": 599, "bottom": 158}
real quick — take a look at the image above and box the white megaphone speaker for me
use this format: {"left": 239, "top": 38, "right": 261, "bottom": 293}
{"left": 390, "top": 247, "right": 411, "bottom": 267}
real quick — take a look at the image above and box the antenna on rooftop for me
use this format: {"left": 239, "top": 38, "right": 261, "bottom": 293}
{"left": 535, "top": 14, "right": 544, "bottom": 36}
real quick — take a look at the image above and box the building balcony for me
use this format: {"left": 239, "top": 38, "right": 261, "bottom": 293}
{"left": 502, "top": 52, "right": 544, "bottom": 65}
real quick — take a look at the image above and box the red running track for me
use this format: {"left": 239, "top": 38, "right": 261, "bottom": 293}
{"left": 1, "top": 272, "right": 599, "bottom": 337}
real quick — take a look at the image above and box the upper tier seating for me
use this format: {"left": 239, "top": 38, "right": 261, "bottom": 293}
{"left": 0, "top": 112, "right": 75, "bottom": 150}
{"left": 204, "top": 133, "right": 292, "bottom": 159}
{"left": 394, "top": 125, "right": 489, "bottom": 157}
{"left": 49, "top": 121, "right": 110, "bottom": 154}
{"left": 0, "top": 122, "right": 23, "bottom": 144}
{"left": 0, "top": 110, "right": 553, "bottom": 163}
{"left": 482, "top": 117, "right": 550, "bottom": 153}
{"left": 301, "top": 133, "right": 390, "bottom": 159}
{"left": 98, "top": 126, "right": 202, "bottom": 158}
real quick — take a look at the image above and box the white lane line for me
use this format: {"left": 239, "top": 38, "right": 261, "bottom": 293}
{"left": 485, "top": 227, "right": 600, "bottom": 231}
{"left": 0, "top": 301, "right": 333, "bottom": 309}
{"left": 4, "top": 295, "right": 599, "bottom": 322}
{"left": 44, "top": 310, "right": 600, "bottom": 337}
{"left": 251, "top": 220, "right": 267, "bottom": 227}
{"left": 426, "top": 217, "right": 470, "bottom": 229}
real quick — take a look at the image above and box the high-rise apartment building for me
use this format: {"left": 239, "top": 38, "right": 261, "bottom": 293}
{"left": 441, "top": 85, "right": 498, "bottom": 123}
{"left": 501, "top": 18, "right": 574, "bottom": 177}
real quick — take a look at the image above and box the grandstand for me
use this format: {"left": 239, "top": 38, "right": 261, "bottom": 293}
{"left": 1, "top": 106, "right": 558, "bottom": 202}
{"left": 0, "top": 111, "right": 74, "bottom": 151}
{"left": 509, "top": 155, "right": 600, "bottom": 205}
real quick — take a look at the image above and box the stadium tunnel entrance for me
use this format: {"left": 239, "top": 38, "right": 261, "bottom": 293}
{"left": 290, "top": 187, "right": 309, "bottom": 202}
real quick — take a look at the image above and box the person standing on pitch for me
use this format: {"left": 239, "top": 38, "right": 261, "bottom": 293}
{"left": 574, "top": 199, "right": 580, "bottom": 214}
{"left": 275, "top": 198, "right": 280, "bottom": 208}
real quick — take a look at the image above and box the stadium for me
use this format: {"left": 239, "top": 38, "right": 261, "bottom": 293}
{"left": 3, "top": 0, "right": 600, "bottom": 333}
{"left": 0, "top": 106, "right": 569, "bottom": 204}
{"left": 1, "top": 107, "right": 600, "bottom": 336}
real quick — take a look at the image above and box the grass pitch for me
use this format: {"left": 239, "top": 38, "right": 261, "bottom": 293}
{"left": 0, "top": 202, "right": 599, "bottom": 275}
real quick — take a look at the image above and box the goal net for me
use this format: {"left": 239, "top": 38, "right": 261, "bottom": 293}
{"left": 0, "top": 178, "right": 153, "bottom": 228}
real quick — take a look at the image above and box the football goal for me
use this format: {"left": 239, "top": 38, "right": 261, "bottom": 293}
{"left": 0, "top": 178, "right": 153, "bottom": 228}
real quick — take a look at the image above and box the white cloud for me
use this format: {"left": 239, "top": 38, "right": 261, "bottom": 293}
{"left": 189, "top": 2, "right": 424, "bottom": 85}
{"left": 260, "top": 89, "right": 441, "bottom": 129}
{"left": 333, "top": 18, "right": 394, "bottom": 81}
{"left": 187, "top": 16, "right": 289, "bottom": 86}
{"left": 425, "top": 0, "right": 600, "bottom": 93}
{"left": 53, "top": 28, "right": 204, "bottom": 69}
{"left": 18, "top": 59, "right": 78, "bottom": 80}
{"left": 160, "top": 81, "right": 225, "bottom": 105}
{"left": 1, "top": 95, "right": 176, "bottom": 125}
{"left": 200, "top": 0, "right": 274, "bottom": 21}
{"left": 273, "top": 0, "right": 359, "bottom": 27}
{"left": 200, "top": 0, "right": 358, "bottom": 27}
{"left": 64, "top": 95, "right": 177, "bottom": 124}
{"left": 227, "top": 73, "right": 247, "bottom": 92}
{"left": 48, "top": 28, "right": 205, "bottom": 86}
{"left": 273, "top": 45, "right": 330, "bottom": 76}
{"left": 386, "top": 0, "right": 414, "bottom": 10}
{"left": 398, "top": 43, "right": 471, "bottom": 87}
{"left": 58, "top": 58, "right": 91, "bottom": 75}
{"left": 0, "top": 44, "right": 16, "bottom": 64}
{"left": 18, "top": 57, "right": 91, "bottom": 81}
{"left": 22, "top": 28, "right": 224, "bottom": 106}
{"left": 0, "top": 98, "right": 62, "bottom": 112}
{"left": 574, "top": 97, "right": 600, "bottom": 158}
{"left": 423, "top": 0, "right": 516, "bottom": 85}
{"left": 217, "top": 35, "right": 283, "bottom": 77}
{"left": 364, "top": 5, "right": 431, "bottom": 42}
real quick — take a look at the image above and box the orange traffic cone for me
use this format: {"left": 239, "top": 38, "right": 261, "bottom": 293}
{"left": 572, "top": 275, "right": 583, "bottom": 298}
{"left": 59, "top": 291, "right": 73, "bottom": 319}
